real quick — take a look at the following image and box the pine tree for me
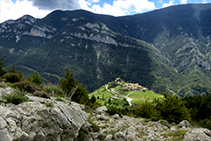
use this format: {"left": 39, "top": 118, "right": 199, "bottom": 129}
{"left": 0, "top": 57, "right": 6, "bottom": 77}
{"left": 59, "top": 68, "right": 89, "bottom": 104}
{"left": 27, "top": 71, "right": 42, "bottom": 85}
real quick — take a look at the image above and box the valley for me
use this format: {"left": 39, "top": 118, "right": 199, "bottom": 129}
{"left": 0, "top": 4, "right": 211, "bottom": 96}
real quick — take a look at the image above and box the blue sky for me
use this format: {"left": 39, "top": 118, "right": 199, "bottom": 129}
{"left": 1, "top": 0, "right": 211, "bottom": 23}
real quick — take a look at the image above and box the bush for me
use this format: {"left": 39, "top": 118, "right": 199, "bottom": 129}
{"left": 133, "top": 99, "right": 160, "bottom": 120}
{"left": 59, "top": 68, "right": 77, "bottom": 94}
{"left": 108, "top": 81, "right": 118, "bottom": 89}
{"left": 0, "top": 57, "right": 6, "bottom": 77}
{"left": 55, "top": 97, "right": 65, "bottom": 102}
{"left": 27, "top": 71, "right": 43, "bottom": 85}
{"left": 1, "top": 90, "right": 28, "bottom": 105}
{"left": 43, "top": 84, "right": 65, "bottom": 97}
{"left": 15, "top": 80, "right": 40, "bottom": 93}
{"left": 59, "top": 68, "right": 90, "bottom": 104}
{"left": 87, "top": 116, "right": 100, "bottom": 132}
{"left": 107, "top": 106, "right": 122, "bottom": 115}
{"left": 3, "top": 64, "right": 24, "bottom": 83}
{"left": 198, "top": 118, "right": 211, "bottom": 130}
{"left": 90, "top": 95, "right": 97, "bottom": 103}
{"left": 3, "top": 72, "right": 23, "bottom": 83}
{"left": 154, "top": 92, "right": 191, "bottom": 123}
{"left": 33, "top": 91, "right": 51, "bottom": 99}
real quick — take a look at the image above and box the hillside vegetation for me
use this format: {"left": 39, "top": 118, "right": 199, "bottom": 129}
{"left": 89, "top": 77, "right": 163, "bottom": 107}
{"left": 1, "top": 4, "right": 211, "bottom": 96}
{"left": 1, "top": 59, "right": 211, "bottom": 130}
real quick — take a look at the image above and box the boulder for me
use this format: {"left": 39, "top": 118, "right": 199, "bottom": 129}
{"left": 177, "top": 120, "right": 192, "bottom": 128}
{"left": 104, "top": 134, "right": 113, "bottom": 141}
{"left": 95, "top": 106, "right": 108, "bottom": 114}
{"left": 0, "top": 95, "right": 88, "bottom": 141}
{"left": 96, "top": 114, "right": 109, "bottom": 120}
{"left": 184, "top": 128, "right": 211, "bottom": 141}
{"left": 114, "top": 132, "right": 126, "bottom": 141}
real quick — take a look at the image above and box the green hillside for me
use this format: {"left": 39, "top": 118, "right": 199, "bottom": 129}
{"left": 1, "top": 4, "right": 211, "bottom": 96}
{"left": 89, "top": 78, "right": 163, "bottom": 108}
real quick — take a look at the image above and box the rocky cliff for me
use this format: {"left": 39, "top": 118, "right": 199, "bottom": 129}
{"left": 0, "top": 86, "right": 211, "bottom": 141}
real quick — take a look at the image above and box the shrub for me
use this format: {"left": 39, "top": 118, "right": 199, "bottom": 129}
{"left": 0, "top": 57, "right": 6, "bottom": 77}
{"left": 59, "top": 68, "right": 90, "bottom": 104}
{"left": 33, "top": 91, "right": 51, "bottom": 99}
{"left": 133, "top": 99, "right": 159, "bottom": 119}
{"left": 43, "top": 84, "right": 65, "bottom": 97}
{"left": 3, "top": 64, "right": 24, "bottom": 83}
{"left": 27, "top": 71, "right": 43, "bottom": 85}
{"left": 87, "top": 116, "right": 100, "bottom": 132}
{"left": 107, "top": 106, "right": 122, "bottom": 115}
{"left": 15, "top": 80, "right": 40, "bottom": 93}
{"left": 59, "top": 68, "right": 77, "bottom": 94}
{"left": 1, "top": 90, "right": 28, "bottom": 105}
{"left": 198, "top": 118, "right": 211, "bottom": 130}
{"left": 55, "top": 97, "right": 65, "bottom": 102}
{"left": 108, "top": 81, "right": 118, "bottom": 89}
{"left": 154, "top": 92, "right": 191, "bottom": 123}
{"left": 3, "top": 72, "right": 23, "bottom": 83}
{"left": 90, "top": 95, "right": 97, "bottom": 103}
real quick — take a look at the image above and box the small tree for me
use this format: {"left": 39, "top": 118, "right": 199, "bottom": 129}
{"left": 59, "top": 68, "right": 77, "bottom": 94}
{"left": 90, "top": 95, "right": 97, "bottom": 103}
{"left": 27, "top": 71, "right": 42, "bottom": 85}
{"left": 59, "top": 68, "right": 89, "bottom": 104}
{"left": 7, "top": 64, "right": 17, "bottom": 73}
{"left": 3, "top": 64, "right": 23, "bottom": 83}
{"left": 154, "top": 92, "right": 191, "bottom": 123}
{"left": 0, "top": 57, "right": 6, "bottom": 77}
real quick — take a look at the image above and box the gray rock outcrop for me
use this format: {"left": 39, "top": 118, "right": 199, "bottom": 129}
{"left": 0, "top": 92, "right": 88, "bottom": 141}
{"left": 1, "top": 86, "right": 211, "bottom": 141}
{"left": 184, "top": 128, "right": 211, "bottom": 141}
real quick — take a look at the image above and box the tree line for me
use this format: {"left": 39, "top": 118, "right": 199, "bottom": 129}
{"left": 1, "top": 57, "right": 211, "bottom": 129}
{"left": 0, "top": 57, "right": 90, "bottom": 104}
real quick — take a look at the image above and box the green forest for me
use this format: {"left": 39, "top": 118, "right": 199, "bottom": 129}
{"left": 0, "top": 57, "right": 211, "bottom": 130}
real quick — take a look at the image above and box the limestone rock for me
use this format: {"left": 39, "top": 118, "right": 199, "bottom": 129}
{"left": 114, "top": 132, "right": 126, "bottom": 141}
{"left": 104, "top": 134, "right": 113, "bottom": 141}
{"left": 0, "top": 128, "right": 12, "bottom": 141}
{"left": 0, "top": 94, "right": 88, "bottom": 141}
{"left": 95, "top": 106, "right": 108, "bottom": 114}
{"left": 184, "top": 128, "right": 211, "bottom": 141}
{"left": 178, "top": 120, "right": 192, "bottom": 128}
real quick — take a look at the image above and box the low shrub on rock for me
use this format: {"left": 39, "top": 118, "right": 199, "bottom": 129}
{"left": 1, "top": 90, "right": 28, "bottom": 105}
{"left": 15, "top": 80, "right": 40, "bottom": 93}
{"left": 33, "top": 91, "right": 51, "bottom": 99}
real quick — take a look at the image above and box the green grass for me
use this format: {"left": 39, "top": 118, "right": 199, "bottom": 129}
{"left": 206, "top": 52, "right": 211, "bottom": 57}
{"left": 128, "top": 91, "right": 163, "bottom": 105}
{"left": 89, "top": 86, "right": 113, "bottom": 105}
{"left": 117, "top": 90, "right": 132, "bottom": 95}
{"left": 1, "top": 90, "right": 29, "bottom": 105}
{"left": 89, "top": 80, "right": 164, "bottom": 107}
{"left": 162, "top": 129, "right": 190, "bottom": 141}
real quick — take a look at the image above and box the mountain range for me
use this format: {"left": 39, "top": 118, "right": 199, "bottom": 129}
{"left": 0, "top": 3, "right": 211, "bottom": 96}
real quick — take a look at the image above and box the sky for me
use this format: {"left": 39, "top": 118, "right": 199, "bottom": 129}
{"left": 0, "top": 0, "right": 210, "bottom": 23}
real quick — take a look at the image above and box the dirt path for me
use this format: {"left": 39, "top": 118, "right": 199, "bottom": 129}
{"left": 105, "top": 84, "right": 133, "bottom": 106}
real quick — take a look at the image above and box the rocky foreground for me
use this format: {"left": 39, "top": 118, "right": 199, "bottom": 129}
{"left": 0, "top": 87, "right": 211, "bottom": 141}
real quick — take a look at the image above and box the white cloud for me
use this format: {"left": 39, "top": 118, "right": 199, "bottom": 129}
{"left": 180, "top": 0, "right": 187, "bottom": 4}
{"left": 0, "top": 0, "right": 50, "bottom": 23}
{"left": 88, "top": 0, "right": 100, "bottom": 2}
{"left": 91, "top": 0, "right": 156, "bottom": 16}
{"left": 162, "top": 0, "right": 175, "bottom": 8}
{"left": 202, "top": 0, "right": 207, "bottom": 3}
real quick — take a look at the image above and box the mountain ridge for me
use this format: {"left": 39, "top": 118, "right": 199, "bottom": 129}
{"left": 1, "top": 4, "right": 211, "bottom": 96}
